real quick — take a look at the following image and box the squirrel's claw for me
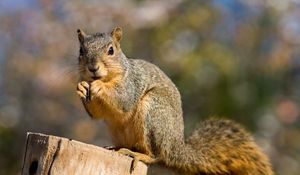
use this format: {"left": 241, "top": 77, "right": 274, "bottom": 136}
{"left": 130, "top": 158, "right": 138, "bottom": 174}
{"left": 117, "top": 148, "right": 138, "bottom": 174}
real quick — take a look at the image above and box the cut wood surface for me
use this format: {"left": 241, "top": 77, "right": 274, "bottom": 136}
{"left": 21, "top": 132, "right": 148, "bottom": 175}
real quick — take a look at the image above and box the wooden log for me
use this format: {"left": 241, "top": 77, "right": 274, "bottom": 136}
{"left": 21, "top": 132, "right": 148, "bottom": 175}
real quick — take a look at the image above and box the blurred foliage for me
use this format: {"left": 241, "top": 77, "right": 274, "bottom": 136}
{"left": 1, "top": 0, "right": 300, "bottom": 174}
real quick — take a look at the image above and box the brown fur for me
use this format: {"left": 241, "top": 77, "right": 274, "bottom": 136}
{"left": 76, "top": 27, "right": 273, "bottom": 175}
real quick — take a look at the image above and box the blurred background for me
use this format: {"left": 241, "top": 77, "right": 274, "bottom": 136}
{"left": 0, "top": 0, "right": 300, "bottom": 174}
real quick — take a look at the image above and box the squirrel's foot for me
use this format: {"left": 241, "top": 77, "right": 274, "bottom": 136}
{"left": 77, "top": 81, "right": 90, "bottom": 101}
{"left": 90, "top": 80, "right": 104, "bottom": 100}
{"left": 117, "top": 148, "right": 157, "bottom": 173}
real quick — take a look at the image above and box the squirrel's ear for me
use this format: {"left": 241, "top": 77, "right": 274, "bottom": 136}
{"left": 77, "top": 29, "right": 86, "bottom": 43}
{"left": 111, "top": 27, "right": 122, "bottom": 43}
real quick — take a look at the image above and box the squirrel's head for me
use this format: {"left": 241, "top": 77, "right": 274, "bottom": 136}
{"left": 77, "top": 27, "right": 125, "bottom": 82}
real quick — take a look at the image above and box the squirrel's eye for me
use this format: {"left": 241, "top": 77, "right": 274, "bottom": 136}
{"left": 108, "top": 46, "right": 114, "bottom": 55}
{"left": 79, "top": 47, "right": 84, "bottom": 55}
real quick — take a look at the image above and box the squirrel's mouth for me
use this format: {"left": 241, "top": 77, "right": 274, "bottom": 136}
{"left": 91, "top": 76, "right": 101, "bottom": 80}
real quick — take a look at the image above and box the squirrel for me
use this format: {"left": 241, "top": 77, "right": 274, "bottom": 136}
{"left": 76, "top": 27, "right": 273, "bottom": 175}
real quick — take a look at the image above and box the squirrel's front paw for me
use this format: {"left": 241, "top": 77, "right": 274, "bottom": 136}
{"left": 90, "top": 80, "right": 103, "bottom": 100}
{"left": 77, "top": 81, "right": 90, "bottom": 101}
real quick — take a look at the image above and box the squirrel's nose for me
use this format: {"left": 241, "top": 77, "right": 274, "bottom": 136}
{"left": 88, "top": 66, "right": 99, "bottom": 73}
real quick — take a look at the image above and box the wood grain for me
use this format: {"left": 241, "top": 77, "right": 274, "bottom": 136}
{"left": 21, "top": 132, "right": 148, "bottom": 175}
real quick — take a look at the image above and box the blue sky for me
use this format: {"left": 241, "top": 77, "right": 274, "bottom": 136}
{"left": 0, "top": 0, "right": 38, "bottom": 15}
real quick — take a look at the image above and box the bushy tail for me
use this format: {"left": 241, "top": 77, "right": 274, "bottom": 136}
{"left": 165, "top": 119, "right": 273, "bottom": 175}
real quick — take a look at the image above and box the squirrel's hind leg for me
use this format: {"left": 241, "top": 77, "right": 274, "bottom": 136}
{"left": 117, "top": 148, "right": 157, "bottom": 164}
{"left": 117, "top": 148, "right": 157, "bottom": 173}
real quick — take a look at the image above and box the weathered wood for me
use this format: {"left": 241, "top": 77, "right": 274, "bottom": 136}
{"left": 21, "top": 132, "right": 148, "bottom": 175}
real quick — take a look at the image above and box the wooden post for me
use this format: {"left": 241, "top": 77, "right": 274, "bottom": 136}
{"left": 21, "top": 132, "right": 148, "bottom": 175}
